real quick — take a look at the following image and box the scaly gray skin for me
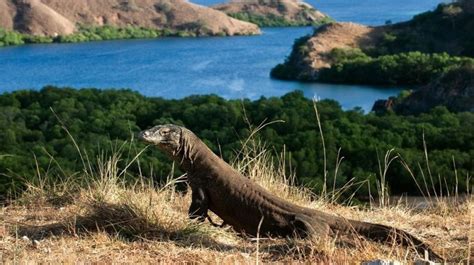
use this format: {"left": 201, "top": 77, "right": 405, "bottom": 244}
{"left": 138, "top": 124, "right": 442, "bottom": 261}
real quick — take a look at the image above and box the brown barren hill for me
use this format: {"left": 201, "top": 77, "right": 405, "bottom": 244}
{"left": 13, "top": 0, "right": 76, "bottom": 36}
{"left": 0, "top": 0, "right": 15, "bottom": 30}
{"left": 214, "top": 0, "right": 329, "bottom": 26}
{"left": 299, "top": 22, "right": 384, "bottom": 75}
{"left": 0, "top": 0, "right": 260, "bottom": 36}
{"left": 271, "top": 22, "right": 385, "bottom": 80}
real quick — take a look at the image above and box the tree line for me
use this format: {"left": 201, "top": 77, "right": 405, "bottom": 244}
{"left": 0, "top": 25, "right": 223, "bottom": 48}
{"left": 0, "top": 87, "right": 472, "bottom": 198}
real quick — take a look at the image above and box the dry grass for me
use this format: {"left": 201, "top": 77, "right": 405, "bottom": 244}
{"left": 1, "top": 138, "right": 471, "bottom": 264}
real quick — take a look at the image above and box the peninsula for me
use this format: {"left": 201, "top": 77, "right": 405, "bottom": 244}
{"left": 0, "top": 0, "right": 260, "bottom": 46}
{"left": 271, "top": 0, "right": 474, "bottom": 86}
{"left": 213, "top": 0, "right": 331, "bottom": 27}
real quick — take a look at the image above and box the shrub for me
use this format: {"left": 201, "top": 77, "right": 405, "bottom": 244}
{"left": 318, "top": 49, "right": 474, "bottom": 85}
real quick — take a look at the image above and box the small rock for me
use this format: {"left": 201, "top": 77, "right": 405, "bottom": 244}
{"left": 33, "top": 239, "right": 41, "bottom": 247}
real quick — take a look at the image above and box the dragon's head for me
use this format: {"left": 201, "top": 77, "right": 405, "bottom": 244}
{"left": 138, "top": 124, "right": 183, "bottom": 154}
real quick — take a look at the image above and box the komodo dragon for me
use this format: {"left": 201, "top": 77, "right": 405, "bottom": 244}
{"left": 138, "top": 124, "right": 442, "bottom": 261}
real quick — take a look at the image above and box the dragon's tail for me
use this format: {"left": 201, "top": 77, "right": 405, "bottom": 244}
{"left": 331, "top": 219, "right": 443, "bottom": 262}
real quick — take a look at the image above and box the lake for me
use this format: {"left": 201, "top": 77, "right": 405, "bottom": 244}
{"left": 0, "top": 0, "right": 444, "bottom": 112}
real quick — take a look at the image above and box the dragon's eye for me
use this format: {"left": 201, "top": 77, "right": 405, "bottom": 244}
{"left": 160, "top": 128, "right": 170, "bottom": 136}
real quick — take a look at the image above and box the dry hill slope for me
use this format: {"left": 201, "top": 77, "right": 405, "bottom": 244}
{"left": 214, "top": 0, "right": 329, "bottom": 26}
{"left": 301, "top": 22, "right": 383, "bottom": 72}
{"left": 0, "top": 0, "right": 15, "bottom": 30}
{"left": 13, "top": 0, "right": 75, "bottom": 36}
{"left": 0, "top": 0, "right": 260, "bottom": 36}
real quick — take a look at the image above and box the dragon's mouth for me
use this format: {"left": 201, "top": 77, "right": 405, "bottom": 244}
{"left": 137, "top": 130, "right": 151, "bottom": 141}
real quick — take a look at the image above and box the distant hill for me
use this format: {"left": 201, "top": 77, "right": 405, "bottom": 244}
{"left": 213, "top": 0, "right": 330, "bottom": 27}
{"left": 271, "top": 0, "right": 474, "bottom": 83}
{"left": 0, "top": 0, "right": 260, "bottom": 37}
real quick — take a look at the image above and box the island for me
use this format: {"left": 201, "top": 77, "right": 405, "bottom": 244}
{"left": 213, "top": 0, "right": 331, "bottom": 27}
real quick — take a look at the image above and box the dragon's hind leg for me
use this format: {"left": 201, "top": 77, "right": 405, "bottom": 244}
{"left": 292, "top": 215, "right": 332, "bottom": 239}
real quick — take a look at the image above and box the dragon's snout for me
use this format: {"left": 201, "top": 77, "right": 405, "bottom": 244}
{"left": 138, "top": 130, "right": 153, "bottom": 142}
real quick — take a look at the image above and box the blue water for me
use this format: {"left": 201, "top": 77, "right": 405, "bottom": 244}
{"left": 0, "top": 0, "right": 444, "bottom": 112}
{"left": 195, "top": 0, "right": 445, "bottom": 26}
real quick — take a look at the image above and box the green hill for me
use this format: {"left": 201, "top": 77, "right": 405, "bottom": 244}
{"left": 271, "top": 0, "right": 474, "bottom": 86}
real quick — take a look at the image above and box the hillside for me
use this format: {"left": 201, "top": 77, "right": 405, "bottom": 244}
{"left": 270, "top": 22, "right": 384, "bottom": 80}
{"left": 0, "top": 0, "right": 260, "bottom": 37}
{"left": 213, "top": 0, "right": 330, "bottom": 27}
{"left": 271, "top": 0, "right": 474, "bottom": 85}
{"left": 373, "top": 63, "right": 474, "bottom": 114}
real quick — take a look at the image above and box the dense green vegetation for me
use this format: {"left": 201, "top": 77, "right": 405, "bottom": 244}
{"left": 1, "top": 87, "right": 472, "bottom": 199}
{"left": 270, "top": 35, "right": 312, "bottom": 80}
{"left": 318, "top": 49, "right": 474, "bottom": 85}
{"left": 228, "top": 12, "right": 332, "bottom": 27}
{"left": 271, "top": 0, "right": 474, "bottom": 86}
{"left": 376, "top": 63, "right": 474, "bottom": 114}
{"left": 0, "top": 25, "right": 220, "bottom": 47}
{"left": 369, "top": 0, "right": 474, "bottom": 57}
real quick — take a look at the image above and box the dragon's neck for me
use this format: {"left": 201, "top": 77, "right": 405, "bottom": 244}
{"left": 176, "top": 132, "right": 226, "bottom": 174}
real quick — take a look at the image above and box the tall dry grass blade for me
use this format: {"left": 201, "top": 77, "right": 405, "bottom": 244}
{"left": 32, "top": 153, "right": 44, "bottom": 191}
{"left": 422, "top": 133, "right": 439, "bottom": 202}
{"left": 233, "top": 118, "right": 284, "bottom": 165}
{"left": 40, "top": 147, "right": 68, "bottom": 181}
{"left": 399, "top": 156, "right": 429, "bottom": 202}
{"left": 376, "top": 149, "right": 398, "bottom": 207}
{"left": 470, "top": 201, "right": 473, "bottom": 265}
{"left": 438, "top": 173, "right": 443, "bottom": 198}
{"left": 82, "top": 146, "right": 94, "bottom": 178}
{"left": 452, "top": 156, "right": 459, "bottom": 201}
{"left": 118, "top": 145, "right": 150, "bottom": 178}
{"left": 255, "top": 215, "right": 264, "bottom": 265}
{"left": 443, "top": 177, "right": 450, "bottom": 197}
{"left": 50, "top": 107, "right": 88, "bottom": 174}
{"left": 313, "top": 98, "right": 328, "bottom": 197}
{"left": 332, "top": 148, "right": 344, "bottom": 203}
{"left": 417, "top": 163, "right": 433, "bottom": 203}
